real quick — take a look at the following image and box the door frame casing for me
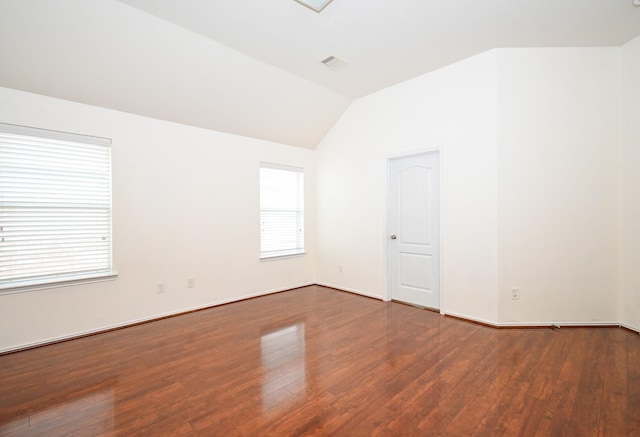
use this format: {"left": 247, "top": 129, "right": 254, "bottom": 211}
{"left": 384, "top": 148, "right": 444, "bottom": 314}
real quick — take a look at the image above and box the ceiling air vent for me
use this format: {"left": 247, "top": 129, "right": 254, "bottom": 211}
{"left": 321, "top": 55, "right": 346, "bottom": 71}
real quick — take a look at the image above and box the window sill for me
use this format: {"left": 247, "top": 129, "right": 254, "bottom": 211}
{"left": 0, "top": 272, "right": 118, "bottom": 295}
{"left": 260, "top": 252, "right": 307, "bottom": 262}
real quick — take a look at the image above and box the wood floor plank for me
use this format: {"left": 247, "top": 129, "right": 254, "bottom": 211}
{"left": 627, "top": 332, "right": 640, "bottom": 436}
{"left": 598, "top": 329, "right": 628, "bottom": 436}
{"left": 0, "top": 285, "right": 638, "bottom": 436}
{"left": 532, "top": 329, "right": 591, "bottom": 436}
{"left": 567, "top": 329, "right": 610, "bottom": 435}
{"left": 446, "top": 330, "right": 549, "bottom": 437}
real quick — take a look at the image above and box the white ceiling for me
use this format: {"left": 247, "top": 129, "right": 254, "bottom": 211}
{"left": 120, "top": 0, "right": 640, "bottom": 98}
{"left": 1, "top": 0, "right": 639, "bottom": 148}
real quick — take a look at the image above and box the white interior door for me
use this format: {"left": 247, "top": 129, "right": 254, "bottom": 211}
{"left": 388, "top": 151, "right": 440, "bottom": 309}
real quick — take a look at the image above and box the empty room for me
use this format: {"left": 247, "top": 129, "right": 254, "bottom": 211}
{"left": 1, "top": 0, "right": 639, "bottom": 435}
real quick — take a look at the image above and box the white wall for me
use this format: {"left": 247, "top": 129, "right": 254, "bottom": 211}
{"left": 316, "top": 52, "right": 500, "bottom": 323}
{"left": 0, "top": 87, "right": 316, "bottom": 352}
{"left": 316, "top": 46, "right": 625, "bottom": 327}
{"left": 496, "top": 48, "right": 620, "bottom": 324}
{"left": 620, "top": 35, "right": 640, "bottom": 331}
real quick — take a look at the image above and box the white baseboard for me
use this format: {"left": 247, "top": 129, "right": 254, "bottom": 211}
{"left": 444, "top": 311, "right": 626, "bottom": 329}
{"left": 496, "top": 320, "right": 621, "bottom": 328}
{"left": 621, "top": 323, "right": 640, "bottom": 334}
{"left": 314, "top": 282, "right": 383, "bottom": 301}
{"left": 0, "top": 282, "right": 314, "bottom": 354}
{"left": 3, "top": 283, "right": 636, "bottom": 354}
{"left": 443, "top": 311, "right": 499, "bottom": 327}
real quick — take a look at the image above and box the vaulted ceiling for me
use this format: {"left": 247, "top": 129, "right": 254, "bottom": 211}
{"left": 1, "top": 0, "right": 639, "bottom": 148}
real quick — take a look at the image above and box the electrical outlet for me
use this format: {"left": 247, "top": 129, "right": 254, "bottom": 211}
{"left": 511, "top": 287, "right": 519, "bottom": 300}
{"left": 187, "top": 278, "right": 195, "bottom": 288}
{"left": 157, "top": 282, "right": 166, "bottom": 294}
{"left": 338, "top": 264, "right": 343, "bottom": 273}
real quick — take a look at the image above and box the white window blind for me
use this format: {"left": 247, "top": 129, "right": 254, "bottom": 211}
{"left": 0, "top": 122, "right": 113, "bottom": 291}
{"left": 260, "top": 163, "right": 304, "bottom": 259}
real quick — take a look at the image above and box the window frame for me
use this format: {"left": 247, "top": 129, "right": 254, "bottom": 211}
{"left": 0, "top": 122, "right": 116, "bottom": 294}
{"left": 259, "top": 162, "right": 305, "bottom": 260}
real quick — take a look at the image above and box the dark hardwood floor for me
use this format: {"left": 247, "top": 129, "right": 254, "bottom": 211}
{"left": 0, "top": 285, "right": 638, "bottom": 436}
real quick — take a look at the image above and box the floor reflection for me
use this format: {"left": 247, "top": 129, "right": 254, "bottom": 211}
{"left": 0, "top": 389, "right": 114, "bottom": 436}
{"left": 260, "top": 323, "right": 306, "bottom": 414}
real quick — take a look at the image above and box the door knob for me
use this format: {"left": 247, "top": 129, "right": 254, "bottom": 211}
{"left": 390, "top": 235, "right": 397, "bottom": 240}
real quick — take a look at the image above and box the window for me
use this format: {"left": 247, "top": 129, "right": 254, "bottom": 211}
{"left": 0, "top": 122, "right": 114, "bottom": 292}
{"left": 259, "top": 163, "right": 304, "bottom": 259}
